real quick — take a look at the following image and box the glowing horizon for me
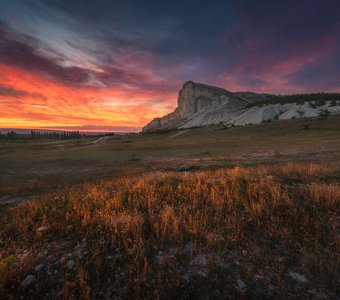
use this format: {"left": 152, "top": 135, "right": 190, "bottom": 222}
{"left": 1, "top": 0, "right": 339, "bottom": 131}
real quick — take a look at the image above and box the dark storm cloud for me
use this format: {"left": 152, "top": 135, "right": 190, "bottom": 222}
{"left": 0, "top": 21, "right": 166, "bottom": 90}
{"left": 226, "top": 0, "right": 340, "bottom": 72}
{"left": 0, "top": 21, "right": 89, "bottom": 86}
{"left": 0, "top": 84, "right": 34, "bottom": 98}
{"left": 0, "top": 83, "right": 46, "bottom": 100}
{"left": 1, "top": 0, "right": 340, "bottom": 92}
{"left": 32, "top": 0, "right": 237, "bottom": 71}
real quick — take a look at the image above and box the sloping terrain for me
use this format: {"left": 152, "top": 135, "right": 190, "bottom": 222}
{"left": 179, "top": 101, "right": 340, "bottom": 128}
{"left": 143, "top": 81, "right": 340, "bottom": 131}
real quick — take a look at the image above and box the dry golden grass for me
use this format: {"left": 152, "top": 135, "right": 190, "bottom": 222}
{"left": 0, "top": 163, "right": 339, "bottom": 299}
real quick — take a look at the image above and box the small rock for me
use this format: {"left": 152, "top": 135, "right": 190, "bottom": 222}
{"left": 234, "top": 260, "right": 241, "bottom": 266}
{"left": 190, "top": 254, "right": 208, "bottom": 267}
{"left": 183, "top": 242, "right": 194, "bottom": 254}
{"left": 236, "top": 279, "right": 246, "bottom": 291}
{"left": 37, "top": 226, "right": 49, "bottom": 232}
{"left": 67, "top": 259, "right": 75, "bottom": 269}
{"left": 59, "top": 256, "right": 66, "bottom": 264}
{"left": 182, "top": 273, "right": 190, "bottom": 281}
{"left": 289, "top": 271, "right": 308, "bottom": 283}
{"left": 34, "top": 264, "right": 44, "bottom": 272}
{"left": 188, "top": 254, "right": 209, "bottom": 278}
{"left": 19, "top": 252, "right": 29, "bottom": 260}
{"left": 21, "top": 275, "right": 36, "bottom": 288}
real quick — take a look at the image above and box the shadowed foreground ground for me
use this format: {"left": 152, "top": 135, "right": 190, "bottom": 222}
{"left": 0, "top": 116, "right": 340, "bottom": 299}
{"left": 1, "top": 163, "right": 339, "bottom": 299}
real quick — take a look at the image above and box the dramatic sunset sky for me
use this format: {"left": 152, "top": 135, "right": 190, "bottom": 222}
{"left": 0, "top": 0, "right": 339, "bottom": 132}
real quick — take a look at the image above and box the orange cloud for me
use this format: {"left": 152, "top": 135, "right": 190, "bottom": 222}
{"left": 0, "top": 63, "right": 176, "bottom": 131}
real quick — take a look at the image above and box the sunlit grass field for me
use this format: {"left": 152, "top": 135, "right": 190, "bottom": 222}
{"left": 0, "top": 116, "right": 340, "bottom": 299}
{"left": 1, "top": 163, "right": 339, "bottom": 299}
{"left": 1, "top": 115, "right": 340, "bottom": 198}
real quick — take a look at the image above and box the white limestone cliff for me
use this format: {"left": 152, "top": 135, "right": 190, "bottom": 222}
{"left": 142, "top": 81, "right": 256, "bottom": 132}
{"left": 142, "top": 81, "right": 340, "bottom": 132}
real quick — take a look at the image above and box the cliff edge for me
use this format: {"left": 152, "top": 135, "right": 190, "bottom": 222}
{"left": 142, "top": 81, "right": 266, "bottom": 132}
{"left": 142, "top": 81, "right": 340, "bottom": 132}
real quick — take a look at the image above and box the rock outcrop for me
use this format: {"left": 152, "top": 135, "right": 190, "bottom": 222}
{"left": 143, "top": 81, "right": 247, "bottom": 132}
{"left": 142, "top": 81, "right": 340, "bottom": 132}
{"left": 142, "top": 81, "right": 268, "bottom": 132}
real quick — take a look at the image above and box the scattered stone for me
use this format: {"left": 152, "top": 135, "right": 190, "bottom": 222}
{"left": 34, "top": 264, "right": 44, "bottom": 272}
{"left": 74, "top": 241, "right": 86, "bottom": 258}
{"left": 47, "top": 255, "right": 57, "bottom": 264}
{"left": 59, "top": 256, "right": 66, "bottom": 264}
{"left": 190, "top": 254, "right": 208, "bottom": 267}
{"left": 37, "top": 226, "right": 49, "bottom": 232}
{"left": 289, "top": 271, "right": 308, "bottom": 283}
{"left": 234, "top": 260, "right": 241, "bottom": 266}
{"left": 21, "top": 275, "right": 36, "bottom": 288}
{"left": 307, "top": 288, "right": 327, "bottom": 299}
{"left": 187, "top": 254, "right": 209, "bottom": 277}
{"left": 19, "top": 252, "right": 29, "bottom": 260}
{"left": 67, "top": 259, "right": 75, "bottom": 269}
{"left": 183, "top": 242, "right": 194, "bottom": 254}
{"left": 236, "top": 279, "right": 246, "bottom": 291}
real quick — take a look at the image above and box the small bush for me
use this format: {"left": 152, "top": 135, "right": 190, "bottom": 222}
{"left": 0, "top": 256, "right": 14, "bottom": 292}
{"left": 318, "top": 109, "right": 330, "bottom": 119}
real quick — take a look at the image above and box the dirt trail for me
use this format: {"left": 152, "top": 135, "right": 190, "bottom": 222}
{"left": 169, "top": 130, "right": 189, "bottom": 139}
{"left": 84, "top": 136, "right": 110, "bottom": 145}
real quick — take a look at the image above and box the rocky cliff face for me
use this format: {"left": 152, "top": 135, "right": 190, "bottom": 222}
{"left": 142, "top": 81, "right": 249, "bottom": 132}
{"left": 142, "top": 81, "right": 340, "bottom": 132}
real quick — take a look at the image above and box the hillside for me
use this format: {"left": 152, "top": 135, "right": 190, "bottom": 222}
{"left": 142, "top": 82, "right": 340, "bottom": 131}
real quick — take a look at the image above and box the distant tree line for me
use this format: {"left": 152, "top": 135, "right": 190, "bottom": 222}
{"left": 246, "top": 93, "right": 340, "bottom": 108}
{"left": 0, "top": 130, "right": 117, "bottom": 141}
{"left": 31, "top": 130, "right": 81, "bottom": 140}
{"left": 0, "top": 131, "right": 19, "bottom": 140}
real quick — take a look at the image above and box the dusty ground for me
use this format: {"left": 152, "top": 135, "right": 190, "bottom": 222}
{"left": 0, "top": 115, "right": 340, "bottom": 299}
{"left": 0, "top": 115, "right": 340, "bottom": 207}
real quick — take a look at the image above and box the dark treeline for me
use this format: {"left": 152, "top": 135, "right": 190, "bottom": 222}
{"left": 31, "top": 130, "right": 81, "bottom": 139}
{"left": 246, "top": 93, "right": 340, "bottom": 108}
{"left": 0, "top": 130, "right": 116, "bottom": 140}
{"left": 0, "top": 131, "right": 19, "bottom": 140}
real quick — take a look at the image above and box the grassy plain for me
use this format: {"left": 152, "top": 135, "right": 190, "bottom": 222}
{"left": 0, "top": 115, "right": 340, "bottom": 299}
